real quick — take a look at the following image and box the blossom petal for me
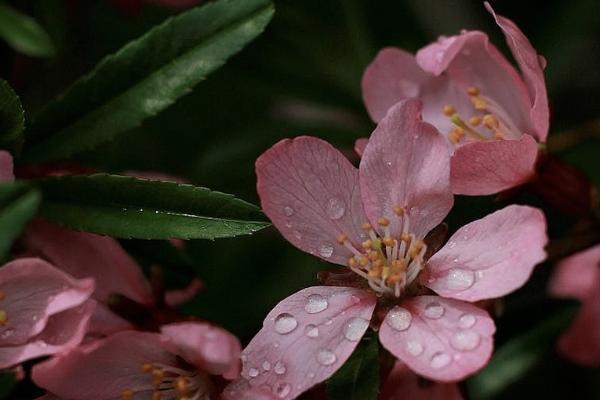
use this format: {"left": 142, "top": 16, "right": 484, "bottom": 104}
{"left": 362, "top": 47, "right": 430, "bottom": 122}
{"left": 379, "top": 296, "right": 495, "bottom": 382}
{"left": 0, "top": 301, "right": 95, "bottom": 369}
{"left": 256, "top": 136, "right": 369, "bottom": 265}
{"left": 380, "top": 361, "right": 463, "bottom": 400}
{"left": 485, "top": 2, "right": 549, "bottom": 142}
{"left": 86, "top": 302, "right": 133, "bottom": 336}
{"left": 24, "top": 220, "right": 152, "bottom": 304}
{"left": 164, "top": 278, "right": 203, "bottom": 307}
{"left": 32, "top": 331, "right": 178, "bottom": 400}
{"left": 0, "top": 258, "right": 94, "bottom": 346}
{"left": 549, "top": 245, "right": 600, "bottom": 300}
{"left": 240, "top": 286, "right": 376, "bottom": 399}
{"left": 424, "top": 205, "right": 547, "bottom": 302}
{"left": 0, "top": 151, "right": 13, "bottom": 182}
{"left": 160, "top": 321, "right": 242, "bottom": 379}
{"left": 223, "top": 379, "right": 280, "bottom": 400}
{"left": 557, "top": 293, "right": 600, "bottom": 367}
{"left": 450, "top": 135, "right": 539, "bottom": 195}
{"left": 359, "top": 99, "right": 453, "bottom": 239}
{"left": 354, "top": 138, "right": 368, "bottom": 158}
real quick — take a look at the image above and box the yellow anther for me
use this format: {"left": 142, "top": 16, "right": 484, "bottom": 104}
{"left": 409, "top": 240, "right": 425, "bottom": 258}
{"left": 360, "top": 222, "right": 372, "bottom": 231}
{"left": 336, "top": 233, "right": 348, "bottom": 244}
{"left": 442, "top": 105, "right": 456, "bottom": 117}
{"left": 467, "top": 87, "right": 480, "bottom": 96}
{"left": 377, "top": 217, "right": 390, "bottom": 227}
{"left": 448, "top": 127, "right": 465, "bottom": 144}
{"left": 361, "top": 239, "right": 373, "bottom": 249}
{"left": 470, "top": 96, "right": 487, "bottom": 110}
{"left": 368, "top": 251, "right": 380, "bottom": 261}
{"left": 401, "top": 233, "right": 411, "bottom": 242}
{"left": 482, "top": 114, "right": 498, "bottom": 128}
{"left": 387, "top": 273, "right": 402, "bottom": 285}
{"left": 391, "top": 259, "right": 406, "bottom": 272}
{"left": 175, "top": 376, "right": 188, "bottom": 395}
{"left": 382, "top": 236, "right": 394, "bottom": 247}
{"left": 372, "top": 259, "right": 384, "bottom": 269}
{"left": 382, "top": 266, "right": 391, "bottom": 280}
{"left": 469, "top": 116, "right": 482, "bottom": 127}
{"left": 121, "top": 389, "right": 135, "bottom": 400}
{"left": 348, "top": 257, "right": 358, "bottom": 268}
{"left": 152, "top": 368, "right": 164, "bottom": 386}
{"left": 142, "top": 362, "right": 153, "bottom": 373}
{"left": 359, "top": 256, "right": 369, "bottom": 267}
{"left": 368, "top": 265, "right": 383, "bottom": 278}
{"left": 393, "top": 206, "right": 405, "bottom": 216}
{"left": 0, "top": 310, "right": 7, "bottom": 325}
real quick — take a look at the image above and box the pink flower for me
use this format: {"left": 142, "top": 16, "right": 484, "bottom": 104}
{"left": 0, "top": 258, "right": 95, "bottom": 369}
{"left": 361, "top": 3, "right": 548, "bottom": 195}
{"left": 238, "top": 99, "right": 547, "bottom": 399}
{"left": 33, "top": 321, "right": 242, "bottom": 399}
{"left": 380, "top": 361, "right": 463, "bottom": 400}
{"left": 0, "top": 150, "right": 14, "bottom": 182}
{"left": 548, "top": 245, "right": 600, "bottom": 366}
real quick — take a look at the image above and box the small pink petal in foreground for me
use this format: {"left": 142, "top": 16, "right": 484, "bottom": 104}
{"left": 548, "top": 244, "right": 600, "bottom": 300}
{"left": 380, "top": 361, "right": 463, "bottom": 400}
{"left": 557, "top": 292, "right": 600, "bottom": 367}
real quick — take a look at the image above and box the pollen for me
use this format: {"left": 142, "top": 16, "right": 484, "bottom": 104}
{"left": 121, "top": 389, "right": 135, "bottom": 400}
{"left": 377, "top": 217, "right": 390, "bottom": 227}
{"left": 470, "top": 96, "right": 487, "bottom": 110}
{"left": 336, "top": 233, "right": 348, "bottom": 244}
{"left": 360, "top": 222, "right": 372, "bottom": 230}
{"left": 401, "top": 233, "right": 411, "bottom": 242}
{"left": 469, "top": 116, "right": 482, "bottom": 126}
{"left": 359, "top": 256, "right": 369, "bottom": 267}
{"left": 483, "top": 114, "right": 498, "bottom": 128}
{"left": 361, "top": 239, "right": 373, "bottom": 249}
{"left": 142, "top": 362, "right": 153, "bottom": 373}
{"left": 382, "top": 236, "right": 394, "bottom": 247}
{"left": 0, "top": 310, "right": 7, "bottom": 325}
{"left": 152, "top": 368, "right": 164, "bottom": 386}
{"left": 467, "top": 87, "right": 480, "bottom": 96}
{"left": 448, "top": 127, "right": 465, "bottom": 144}
{"left": 348, "top": 257, "right": 358, "bottom": 268}
{"left": 442, "top": 105, "right": 456, "bottom": 117}
{"left": 393, "top": 206, "right": 405, "bottom": 216}
{"left": 175, "top": 376, "right": 189, "bottom": 396}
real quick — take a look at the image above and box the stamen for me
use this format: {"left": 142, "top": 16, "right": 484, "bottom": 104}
{"left": 152, "top": 368, "right": 165, "bottom": 386}
{"left": 483, "top": 114, "right": 506, "bottom": 139}
{"left": 448, "top": 127, "right": 465, "bottom": 144}
{"left": 450, "top": 114, "right": 486, "bottom": 140}
{"left": 175, "top": 377, "right": 189, "bottom": 397}
{"left": 361, "top": 239, "right": 373, "bottom": 249}
{"left": 470, "top": 96, "right": 487, "bottom": 110}
{"left": 360, "top": 223, "right": 372, "bottom": 231}
{"left": 469, "top": 116, "right": 482, "bottom": 127}
{"left": 348, "top": 257, "right": 358, "bottom": 268}
{"left": 442, "top": 105, "right": 456, "bottom": 117}
{"left": 393, "top": 206, "right": 405, "bottom": 216}
{"left": 152, "top": 392, "right": 161, "bottom": 400}
{"left": 0, "top": 291, "right": 5, "bottom": 301}
{"left": 359, "top": 256, "right": 369, "bottom": 267}
{"left": 382, "top": 236, "right": 394, "bottom": 247}
{"left": 0, "top": 310, "right": 7, "bottom": 326}
{"left": 142, "top": 362, "right": 154, "bottom": 373}
{"left": 336, "top": 233, "right": 348, "bottom": 244}
{"left": 121, "top": 389, "right": 135, "bottom": 400}
{"left": 467, "top": 87, "right": 480, "bottom": 96}
{"left": 377, "top": 217, "right": 390, "bottom": 227}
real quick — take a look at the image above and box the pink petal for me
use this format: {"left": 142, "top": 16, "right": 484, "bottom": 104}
{"left": 24, "top": 220, "right": 152, "bottom": 304}
{"left": 0, "top": 258, "right": 94, "bottom": 346}
{"left": 361, "top": 47, "right": 431, "bottom": 122}
{"left": 379, "top": 296, "right": 495, "bottom": 382}
{"left": 354, "top": 138, "right": 368, "bottom": 158}
{"left": 485, "top": 2, "right": 549, "bottom": 142}
{"left": 450, "top": 134, "right": 539, "bottom": 195}
{"left": 557, "top": 291, "right": 600, "bottom": 367}
{"left": 160, "top": 321, "right": 242, "bottom": 379}
{"left": 164, "top": 278, "right": 203, "bottom": 307}
{"left": 359, "top": 99, "right": 453, "bottom": 239}
{"left": 424, "top": 205, "right": 547, "bottom": 302}
{"left": 256, "top": 136, "right": 370, "bottom": 265}
{"left": 86, "top": 302, "right": 133, "bottom": 336}
{"left": 32, "top": 331, "right": 179, "bottom": 399}
{"left": 380, "top": 361, "right": 463, "bottom": 400}
{"left": 0, "top": 301, "right": 95, "bottom": 369}
{"left": 223, "top": 379, "right": 280, "bottom": 400}
{"left": 549, "top": 245, "right": 600, "bottom": 300}
{"left": 240, "top": 286, "right": 376, "bottom": 399}
{"left": 0, "top": 151, "right": 13, "bottom": 182}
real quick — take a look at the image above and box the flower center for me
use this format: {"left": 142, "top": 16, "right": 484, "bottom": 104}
{"left": 442, "top": 86, "right": 514, "bottom": 144}
{"left": 337, "top": 207, "right": 427, "bottom": 298}
{"left": 121, "top": 362, "right": 211, "bottom": 400}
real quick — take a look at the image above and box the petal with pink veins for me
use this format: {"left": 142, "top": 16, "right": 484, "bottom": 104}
{"left": 379, "top": 296, "right": 495, "bottom": 382}
{"left": 0, "top": 258, "right": 94, "bottom": 346}
{"left": 160, "top": 321, "right": 242, "bottom": 379}
{"left": 256, "top": 136, "right": 369, "bottom": 265}
{"left": 424, "top": 205, "right": 547, "bottom": 302}
{"left": 24, "top": 220, "right": 152, "bottom": 304}
{"left": 359, "top": 99, "right": 453, "bottom": 239}
{"left": 549, "top": 245, "right": 600, "bottom": 300}
{"left": 240, "top": 286, "right": 376, "bottom": 399}
{"left": 361, "top": 47, "right": 431, "bottom": 122}
{"left": 0, "top": 151, "right": 13, "bottom": 182}
{"left": 380, "top": 361, "right": 463, "bottom": 400}
{"left": 223, "top": 379, "right": 280, "bottom": 400}
{"left": 485, "top": 2, "right": 549, "bottom": 142}
{"left": 450, "top": 134, "right": 539, "bottom": 195}
{"left": 557, "top": 290, "right": 600, "bottom": 367}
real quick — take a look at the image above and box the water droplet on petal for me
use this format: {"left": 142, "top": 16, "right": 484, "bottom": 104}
{"left": 344, "top": 317, "right": 369, "bottom": 341}
{"left": 386, "top": 307, "right": 412, "bottom": 331}
{"left": 274, "top": 313, "right": 298, "bottom": 334}
{"left": 305, "top": 294, "right": 328, "bottom": 314}
{"left": 406, "top": 340, "right": 424, "bottom": 356}
{"left": 450, "top": 331, "right": 481, "bottom": 351}
{"left": 262, "top": 361, "right": 271, "bottom": 371}
{"left": 326, "top": 197, "right": 346, "bottom": 220}
{"left": 284, "top": 206, "right": 294, "bottom": 216}
{"left": 274, "top": 361, "right": 286, "bottom": 375}
{"left": 248, "top": 367, "right": 259, "bottom": 378}
{"left": 446, "top": 268, "right": 475, "bottom": 290}
{"left": 424, "top": 301, "right": 445, "bottom": 319}
{"left": 430, "top": 352, "right": 451, "bottom": 369}
{"left": 275, "top": 383, "right": 291, "bottom": 398}
{"left": 458, "top": 313, "right": 476, "bottom": 329}
{"left": 318, "top": 243, "right": 334, "bottom": 258}
{"left": 304, "top": 324, "right": 319, "bottom": 338}
{"left": 317, "top": 349, "right": 337, "bottom": 366}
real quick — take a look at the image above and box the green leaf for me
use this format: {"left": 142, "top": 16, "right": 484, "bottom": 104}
{"left": 0, "top": 182, "right": 41, "bottom": 261}
{"left": 23, "top": 0, "right": 274, "bottom": 163}
{"left": 326, "top": 333, "right": 380, "bottom": 400}
{"left": 0, "top": 79, "right": 25, "bottom": 153}
{"left": 0, "top": 4, "right": 55, "bottom": 58}
{"left": 36, "top": 174, "right": 270, "bottom": 240}
{"left": 467, "top": 308, "right": 575, "bottom": 400}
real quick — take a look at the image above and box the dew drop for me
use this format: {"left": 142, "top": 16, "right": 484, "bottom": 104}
{"left": 262, "top": 361, "right": 272, "bottom": 371}
{"left": 248, "top": 367, "right": 259, "bottom": 378}
{"left": 450, "top": 331, "right": 481, "bottom": 351}
{"left": 283, "top": 206, "right": 294, "bottom": 217}
{"left": 406, "top": 340, "right": 424, "bottom": 356}
{"left": 386, "top": 307, "right": 412, "bottom": 331}
{"left": 275, "top": 382, "right": 291, "bottom": 398}
{"left": 305, "top": 294, "right": 328, "bottom": 314}
{"left": 424, "top": 301, "right": 445, "bottom": 319}
{"left": 326, "top": 197, "right": 346, "bottom": 220}
{"left": 344, "top": 317, "right": 369, "bottom": 342}
{"left": 317, "top": 349, "right": 337, "bottom": 366}
{"left": 304, "top": 324, "right": 320, "bottom": 338}
{"left": 430, "top": 352, "right": 451, "bottom": 369}
{"left": 446, "top": 268, "right": 475, "bottom": 290}
{"left": 318, "top": 243, "right": 334, "bottom": 258}
{"left": 274, "top": 313, "right": 298, "bottom": 334}
{"left": 274, "top": 361, "right": 286, "bottom": 375}
{"left": 458, "top": 313, "right": 477, "bottom": 329}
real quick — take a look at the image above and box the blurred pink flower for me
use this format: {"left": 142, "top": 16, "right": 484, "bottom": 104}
{"left": 0, "top": 150, "right": 14, "bottom": 182}
{"left": 361, "top": 3, "right": 548, "bottom": 196}
{"left": 33, "top": 321, "right": 242, "bottom": 399}
{"left": 548, "top": 245, "right": 600, "bottom": 366}
{"left": 0, "top": 258, "right": 95, "bottom": 369}
{"left": 380, "top": 361, "right": 463, "bottom": 400}
{"left": 235, "top": 99, "right": 547, "bottom": 399}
